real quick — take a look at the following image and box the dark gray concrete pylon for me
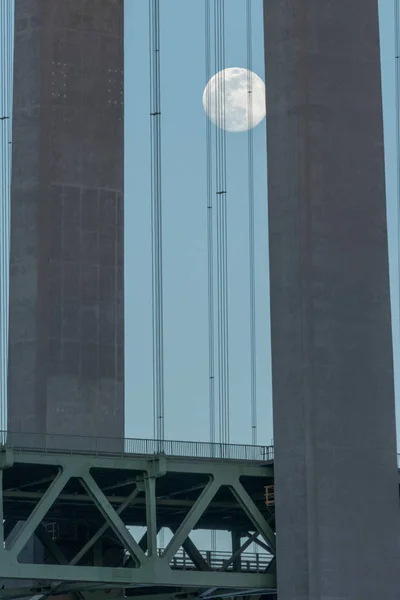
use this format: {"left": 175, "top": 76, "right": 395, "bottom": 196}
{"left": 8, "top": 0, "right": 124, "bottom": 444}
{"left": 264, "top": 0, "right": 400, "bottom": 597}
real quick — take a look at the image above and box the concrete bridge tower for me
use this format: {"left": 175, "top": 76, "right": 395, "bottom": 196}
{"left": 8, "top": 0, "right": 124, "bottom": 444}
{"left": 265, "top": 1, "right": 400, "bottom": 597}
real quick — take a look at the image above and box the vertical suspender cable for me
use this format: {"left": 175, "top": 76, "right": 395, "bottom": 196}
{"left": 2, "top": 0, "right": 5, "bottom": 438}
{"left": 0, "top": 0, "right": 4, "bottom": 434}
{"left": 0, "top": 0, "right": 12, "bottom": 437}
{"left": 1, "top": 0, "right": 4, "bottom": 434}
{"left": 214, "top": 0, "right": 222, "bottom": 448}
{"left": 5, "top": 0, "right": 13, "bottom": 438}
{"left": 214, "top": 0, "right": 229, "bottom": 448}
{"left": 149, "top": 0, "right": 165, "bottom": 443}
{"left": 205, "top": 0, "right": 217, "bottom": 553}
{"left": 0, "top": 1, "right": 8, "bottom": 435}
{"left": 221, "top": 0, "right": 229, "bottom": 446}
{"left": 246, "top": 0, "right": 257, "bottom": 447}
{"left": 4, "top": 0, "right": 9, "bottom": 437}
{"left": 205, "top": 0, "right": 216, "bottom": 450}
{"left": 247, "top": 3, "right": 258, "bottom": 553}
{"left": 215, "top": 0, "right": 222, "bottom": 444}
{"left": 221, "top": 0, "right": 230, "bottom": 446}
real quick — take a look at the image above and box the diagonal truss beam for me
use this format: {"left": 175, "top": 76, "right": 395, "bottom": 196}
{"left": 6, "top": 468, "right": 70, "bottom": 558}
{"left": 162, "top": 478, "right": 219, "bottom": 563}
{"left": 36, "top": 525, "right": 68, "bottom": 565}
{"left": 252, "top": 536, "right": 271, "bottom": 553}
{"left": 0, "top": 587, "right": 53, "bottom": 600}
{"left": 199, "top": 588, "right": 277, "bottom": 599}
{"left": 182, "top": 535, "right": 212, "bottom": 571}
{"left": 231, "top": 481, "right": 276, "bottom": 553}
{"left": 265, "top": 556, "right": 276, "bottom": 575}
{"left": 123, "top": 526, "right": 162, "bottom": 568}
{"left": 71, "top": 486, "right": 140, "bottom": 565}
{"left": 4, "top": 520, "right": 17, "bottom": 541}
{"left": 80, "top": 471, "right": 147, "bottom": 565}
{"left": 28, "top": 542, "right": 131, "bottom": 600}
{"left": 220, "top": 532, "right": 259, "bottom": 572}
{"left": 30, "top": 527, "right": 95, "bottom": 600}
{"left": 16, "top": 476, "right": 56, "bottom": 491}
{"left": 199, "top": 587, "right": 218, "bottom": 599}
{"left": 170, "top": 526, "right": 211, "bottom": 571}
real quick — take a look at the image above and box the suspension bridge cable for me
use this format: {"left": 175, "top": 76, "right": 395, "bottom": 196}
{"left": 0, "top": 0, "right": 10, "bottom": 434}
{"left": 214, "top": 0, "right": 222, "bottom": 448}
{"left": 215, "top": 0, "right": 226, "bottom": 443}
{"left": 205, "top": 0, "right": 216, "bottom": 449}
{"left": 205, "top": 0, "right": 217, "bottom": 554}
{"left": 4, "top": 0, "right": 9, "bottom": 436}
{"left": 245, "top": 1, "right": 258, "bottom": 554}
{"left": 1, "top": 0, "right": 12, "bottom": 435}
{"left": 221, "top": 0, "right": 230, "bottom": 446}
{"left": 5, "top": 0, "right": 12, "bottom": 436}
{"left": 0, "top": 1, "right": 4, "bottom": 433}
{"left": 7, "top": 0, "right": 13, "bottom": 437}
{"left": 1, "top": 0, "right": 6, "bottom": 434}
{"left": 149, "top": 0, "right": 165, "bottom": 443}
{"left": 246, "top": 0, "right": 257, "bottom": 447}
{"left": 214, "top": 0, "right": 229, "bottom": 447}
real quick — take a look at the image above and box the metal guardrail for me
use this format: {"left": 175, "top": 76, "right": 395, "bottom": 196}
{"left": 163, "top": 548, "right": 272, "bottom": 572}
{"left": 0, "top": 430, "right": 275, "bottom": 462}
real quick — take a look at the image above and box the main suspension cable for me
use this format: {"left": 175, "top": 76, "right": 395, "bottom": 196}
{"left": 149, "top": 0, "right": 165, "bottom": 443}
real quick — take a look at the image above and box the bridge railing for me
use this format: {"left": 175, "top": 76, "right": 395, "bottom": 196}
{"left": 162, "top": 548, "right": 272, "bottom": 572}
{"left": 0, "top": 430, "right": 274, "bottom": 462}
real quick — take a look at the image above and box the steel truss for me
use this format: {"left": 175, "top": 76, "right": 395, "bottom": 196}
{"left": 0, "top": 445, "right": 276, "bottom": 599}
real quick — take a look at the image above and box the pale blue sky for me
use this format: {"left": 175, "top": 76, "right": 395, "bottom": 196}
{"left": 125, "top": 0, "right": 272, "bottom": 445}
{"left": 124, "top": 0, "right": 400, "bottom": 447}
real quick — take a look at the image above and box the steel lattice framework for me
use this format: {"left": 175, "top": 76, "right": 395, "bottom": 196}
{"left": 0, "top": 438, "right": 277, "bottom": 600}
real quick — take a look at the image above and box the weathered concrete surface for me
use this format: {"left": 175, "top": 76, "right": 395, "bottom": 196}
{"left": 264, "top": 0, "right": 400, "bottom": 598}
{"left": 8, "top": 0, "right": 124, "bottom": 442}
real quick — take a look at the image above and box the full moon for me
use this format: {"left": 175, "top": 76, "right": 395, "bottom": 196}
{"left": 202, "top": 67, "right": 266, "bottom": 133}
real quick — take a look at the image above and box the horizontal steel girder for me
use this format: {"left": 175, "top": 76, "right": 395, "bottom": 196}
{"left": 0, "top": 448, "right": 271, "bottom": 475}
{"left": 0, "top": 446, "right": 276, "bottom": 593}
{"left": 0, "top": 560, "right": 275, "bottom": 589}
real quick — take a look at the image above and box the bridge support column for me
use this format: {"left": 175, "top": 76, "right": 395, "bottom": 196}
{"left": 231, "top": 531, "right": 242, "bottom": 573}
{"left": 9, "top": 0, "right": 124, "bottom": 444}
{"left": 264, "top": 0, "right": 400, "bottom": 598}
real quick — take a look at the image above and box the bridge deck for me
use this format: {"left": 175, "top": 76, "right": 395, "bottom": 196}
{"left": 0, "top": 436, "right": 276, "bottom": 597}
{"left": 1, "top": 430, "right": 274, "bottom": 462}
